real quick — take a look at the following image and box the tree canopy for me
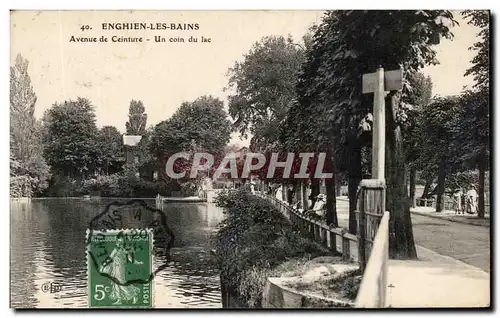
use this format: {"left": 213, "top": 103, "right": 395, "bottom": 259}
{"left": 125, "top": 99, "right": 148, "bottom": 135}
{"left": 279, "top": 10, "right": 457, "bottom": 257}
{"left": 43, "top": 97, "right": 100, "bottom": 180}
{"left": 226, "top": 35, "right": 306, "bottom": 151}
{"left": 10, "top": 54, "right": 50, "bottom": 196}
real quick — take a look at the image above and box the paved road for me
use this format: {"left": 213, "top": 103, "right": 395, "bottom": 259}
{"left": 411, "top": 214, "right": 490, "bottom": 272}
{"left": 335, "top": 199, "right": 490, "bottom": 272}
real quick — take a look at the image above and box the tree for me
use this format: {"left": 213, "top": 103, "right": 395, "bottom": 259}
{"left": 463, "top": 10, "right": 489, "bottom": 91}
{"left": 43, "top": 97, "right": 100, "bottom": 181}
{"left": 10, "top": 54, "right": 50, "bottom": 196}
{"left": 149, "top": 95, "right": 233, "bottom": 181}
{"left": 98, "top": 125, "right": 124, "bottom": 175}
{"left": 226, "top": 35, "right": 306, "bottom": 150}
{"left": 454, "top": 90, "right": 489, "bottom": 217}
{"left": 460, "top": 10, "right": 490, "bottom": 218}
{"left": 125, "top": 100, "right": 147, "bottom": 135}
{"left": 286, "top": 10, "right": 457, "bottom": 258}
{"left": 421, "top": 96, "right": 461, "bottom": 212}
{"left": 403, "top": 73, "right": 433, "bottom": 207}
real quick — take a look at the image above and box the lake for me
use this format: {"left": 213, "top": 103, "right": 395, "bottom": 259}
{"left": 10, "top": 198, "right": 224, "bottom": 308}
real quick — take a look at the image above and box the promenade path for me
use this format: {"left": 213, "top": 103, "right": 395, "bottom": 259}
{"left": 265, "top": 194, "right": 490, "bottom": 307}
{"left": 386, "top": 245, "right": 490, "bottom": 307}
{"left": 334, "top": 197, "right": 490, "bottom": 307}
{"left": 335, "top": 197, "right": 490, "bottom": 272}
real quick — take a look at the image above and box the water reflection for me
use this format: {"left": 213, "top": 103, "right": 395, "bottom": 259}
{"left": 10, "top": 199, "right": 223, "bottom": 308}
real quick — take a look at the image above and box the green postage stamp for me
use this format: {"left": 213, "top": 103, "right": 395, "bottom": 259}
{"left": 87, "top": 229, "right": 153, "bottom": 308}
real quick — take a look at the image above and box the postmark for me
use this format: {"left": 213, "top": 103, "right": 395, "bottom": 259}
{"left": 86, "top": 199, "right": 175, "bottom": 308}
{"left": 87, "top": 228, "right": 153, "bottom": 308}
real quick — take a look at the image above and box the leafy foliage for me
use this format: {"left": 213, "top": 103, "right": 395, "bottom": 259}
{"left": 280, "top": 10, "right": 457, "bottom": 257}
{"left": 43, "top": 97, "right": 101, "bottom": 180}
{"left": 81, "top": 170, "right": 172, "bottom": 197}
{"left": 226, "top": 35, "right": 306, "bottom": 151}
{"left": 125, "top": 100, "right": 148, "bottom": 135}
{"left": 463, "top": 10, "right": 489, "bottom": 91}
{"left": 149, "top": 95, "right": 232, "bottom": 182}
{"left": 403, "top": 73, "right": 433, "bottom": 167}
{"left": 420, "top": 96, "right": 460, "bottom": 168}
{"left": 97, "top": 125, "right": 125, "bottom": 175}
{"left": 10, "top": 54, "right": 50, "bottom": 196}
{"left": 214, "top": 188, "right": 329, "bottom": 307}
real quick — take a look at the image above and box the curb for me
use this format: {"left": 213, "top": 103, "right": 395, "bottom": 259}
{"left": 336, "top": 196, "right": 489, "bottom": 228}
{"left": 415, "top": 245, "right": 490, "bottom": 275}
{"left": 410, "top": 210, "right": 490, "bottom": 228}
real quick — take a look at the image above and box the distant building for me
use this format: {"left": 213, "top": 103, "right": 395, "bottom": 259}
{"left": 122, "top": 135, "right": 142, "bottom": 166}
{"left": 122, "top": 134, "right": 158, "bottom": 181}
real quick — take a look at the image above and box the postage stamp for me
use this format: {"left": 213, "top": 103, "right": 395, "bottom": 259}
{"left": 87, "top": 229, "right": 154, "bottom": 308}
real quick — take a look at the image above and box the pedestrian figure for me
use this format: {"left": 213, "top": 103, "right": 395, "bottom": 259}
{"left": 304, "top": 194, "right": 326, "bottom": 218}
{"left": 454, "top": 189, "right": 463, "bottom": 215}
{"left": 466, "top": 184, "right": 478, "bottom": 214}
{"left": 287, "top": 184, "right": 294, "bottom": 205}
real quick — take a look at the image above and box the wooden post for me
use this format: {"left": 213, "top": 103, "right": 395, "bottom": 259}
{"left": 372, "top": 67, "right": 385, "bottom": 180}
{"left": 342, "top": 229, "right": 350, "bottom": 261}
{"left": 363, "top": 67, "right": 402, "bottom": 179}
{"left": 301, "top": 180, "right": 308, "bottom": 212}
{"left": 357, "top": 187, "right": 366, "bottom": 272}
{"left": 357, "top": 179, "right": 386, "bottom": 272}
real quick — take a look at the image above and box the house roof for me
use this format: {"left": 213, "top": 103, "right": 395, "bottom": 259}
{"left": 123, "top": 135, "right": 142, "bottom": 146}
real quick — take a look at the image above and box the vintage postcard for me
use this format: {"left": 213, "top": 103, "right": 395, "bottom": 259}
{"left": 10, "top": 10, "right": 490, "bottom": 309}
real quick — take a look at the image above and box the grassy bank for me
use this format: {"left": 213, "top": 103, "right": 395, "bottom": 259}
{"left": 213, "top": 188, "right": 332, "bottom": 307}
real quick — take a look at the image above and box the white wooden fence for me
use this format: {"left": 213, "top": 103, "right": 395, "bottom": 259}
{"left": 256, "top": 192, "right": 359, "bottom": 262}
{"left": 355, "top": 211, "right": 390, "bottom": 308}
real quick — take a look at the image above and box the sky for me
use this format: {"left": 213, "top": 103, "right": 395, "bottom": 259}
{"left": 10, "top": 10, "right": 479, "bottom": 146}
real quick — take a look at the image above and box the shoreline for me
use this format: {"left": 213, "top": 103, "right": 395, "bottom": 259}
{"left": 10, "top": 196, "right": 207, "bottom": 201}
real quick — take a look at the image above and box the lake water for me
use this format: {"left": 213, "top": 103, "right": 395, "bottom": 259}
{"left": 10, "top": 198, "right": 224, "bottom": 308}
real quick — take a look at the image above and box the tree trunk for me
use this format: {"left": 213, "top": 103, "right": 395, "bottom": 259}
{"left": 409, "top": 166, "right": 417, "bottom": 208}
{"left": 310, "top": 179, "right": 320, "bottom": 209}
{"left": 386, "top": 93, "right": 417, "bottom": 259}
{"left": 421, "top": 176, "right": 433, "bottom": 199}
{"left": 301, "top": 180, "right": 308, "bottom": 211}
{"left": 294, "top": 180, "right": 301, "bottom": 205}
{"left": 347, "top": 143, "right": 362, "bottom": 235}
{"left": 324, "top": 149, "right": 338, "bottom": 227}
{"left": 287, "top": 183, "right": 294, "bottom": 205}
{"left": 325, "top": 176, "right": 338, "bottom": 227}
{"left": 436, "top": 156, "right": 446, "bottom": 212}
{"left": 335, "top": 173, "right": 342, "bottom": 196}
{"left": 478, "top": 158, "right": 486, "bottom": 218}
{"left": 281, "top": 183, "right": 286, "bottom": 202}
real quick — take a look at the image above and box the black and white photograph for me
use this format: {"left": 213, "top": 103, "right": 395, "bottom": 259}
{"left": 9, "top": 9, "right": 491, "bottom": 309}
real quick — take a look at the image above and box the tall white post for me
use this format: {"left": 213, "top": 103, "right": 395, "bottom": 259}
{"left": 372, "top": 67, "right": 385, "bottom": 180}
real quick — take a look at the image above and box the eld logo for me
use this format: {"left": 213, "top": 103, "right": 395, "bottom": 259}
{"left": 41, "top": 282, "right": 63, "bottom": 293}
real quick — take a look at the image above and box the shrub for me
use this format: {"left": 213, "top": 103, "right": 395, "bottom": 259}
{"left": 45, "top": 173, "right": 84, "bottom": 197}
{"left": 214, "top": 188, "right": 330, "bottom": 307}
{"left": 10, "top": 175, "right": 36, "bottom": 197}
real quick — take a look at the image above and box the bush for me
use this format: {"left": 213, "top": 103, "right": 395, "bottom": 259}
{"left": 81, "top": 172, "right": 173, "bottom": 197}
{"left": 214, "top": 188, "right": 329, "bottom": 307}
{"left": 10, "top": 175, "right": 36, "bottom": 197}
{"left": 44, "top": 170, "right": 175, "bottom": 198}
{"left": 44, "top": 173, "right": 85, "bottom": 197}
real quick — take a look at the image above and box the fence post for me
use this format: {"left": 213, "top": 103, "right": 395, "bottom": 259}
{"left": 356, "top": 179, "right": 386, "bottom": 273}
{"left": 341, "top": 228, "right": 350, "bottom": 261}
{"left": 357, "top": 186, "right": 366, "bottom": 271}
